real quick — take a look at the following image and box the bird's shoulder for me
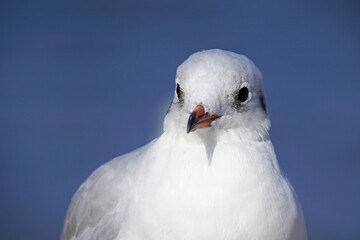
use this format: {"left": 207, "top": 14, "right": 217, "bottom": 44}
{"left": 61, "top": 138, "right": 158, "bottom": 240}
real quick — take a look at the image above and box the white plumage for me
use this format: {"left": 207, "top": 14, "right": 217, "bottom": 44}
{"left": 61, "top": 49, "right": 307, "bottom": 240}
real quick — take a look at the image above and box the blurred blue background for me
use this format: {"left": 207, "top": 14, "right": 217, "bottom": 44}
{"left": 1, "top": 0, "right": 359, "bottom": 239}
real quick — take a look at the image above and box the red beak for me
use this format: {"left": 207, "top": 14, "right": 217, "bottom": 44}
{"left": 187, "top": 105, "right": 220, "bottom": 133}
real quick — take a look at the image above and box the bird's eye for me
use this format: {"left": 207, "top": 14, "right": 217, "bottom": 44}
{"left": 237, "top": 87, "right": 249, "bottom": 102}
{"left": 176, "top": 83, "right": 184, "bottom": 102}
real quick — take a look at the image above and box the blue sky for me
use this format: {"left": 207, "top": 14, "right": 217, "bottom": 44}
{"left": 0, "top": 0, "right": 359, "bottom": 239}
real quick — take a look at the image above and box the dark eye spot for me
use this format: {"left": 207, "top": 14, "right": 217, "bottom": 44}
{"left": 176, "top": 83, "right": 184, "bottom": 103}
{"left": 237, "top": 87, "right": 249, "bottom": 102}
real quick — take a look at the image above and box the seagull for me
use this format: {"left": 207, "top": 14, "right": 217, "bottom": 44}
{"left": 61, "top": 49, "right": 307, "bottom": 240}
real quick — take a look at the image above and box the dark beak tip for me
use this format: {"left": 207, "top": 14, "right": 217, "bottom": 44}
{"left": 187, "top": 111, "right": 197, "bottom": 134}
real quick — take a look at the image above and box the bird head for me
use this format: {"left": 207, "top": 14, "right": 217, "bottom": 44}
{"left": 164, "top": 49, "right": 270, "bottom": 141}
